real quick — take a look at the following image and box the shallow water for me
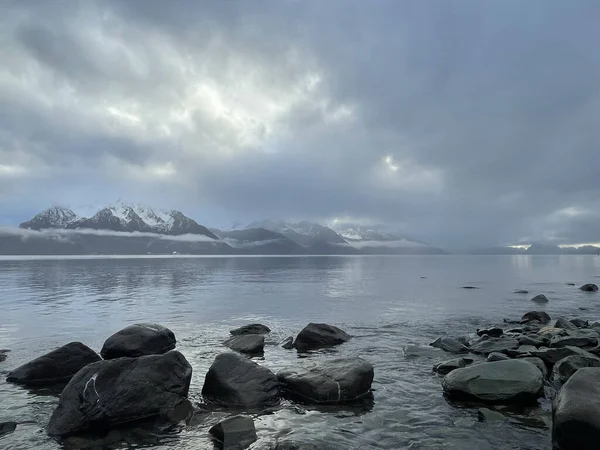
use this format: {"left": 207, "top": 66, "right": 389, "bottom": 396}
{"left": 1, "top": 255, "right": 600, "bottom": 449}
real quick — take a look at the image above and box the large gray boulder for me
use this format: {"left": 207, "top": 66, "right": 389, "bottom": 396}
{"left": 6, "top": 342, "right": 101, "bottom": 387}
{"left": 223, "top": 335, "right": 265, "bottom": 355}
{"left": 550, "top": 334, "right": 598, "bottom": 349}
{"left": 521, "top": 311, "right": 551, "bottom": 324}
{"left": 100, "top": 323, "right": 176, "bottom": 359}
{"left": 202, "top": 352, "right": 279, "bottom": 407}
{"left": 442, "top": 359, "right": 544, "bottom": 404}
{"left": 429, "top": 337, "right": 469, "bottom": 354}
{"left": 469, "top": 336, "right": 519, "bottom": 355}
{"left": 433, "top": 357, "right": 473, "bottom": 375}
{"left": 555, "top": 317, "right": 578, "bottom": 331}
{"left": 277, "top": 357, "right": 373, "bottom": 404}
{"left": 521, "top": 357, "right": 548, "bottom": 379}
{"left": 46, "top": 351, "right": 192, "bottom": 436}
{"left": 579, "top": 283, "right": 598, "bottom": 292}
{"left": 553, "top": 367, "right": 600, "bottom": 449}
{"left": 531, "top": 294, "right": 549, "bottom": 303}
{"left": 209, "top": 415, "right": 257, "bottom": 450}
{"left": 551, "top": 355, "right": 600, "bottom": 387}
{"left": 293, "top": 323, "right": 350, "bottom": 351}
{"left": 531, "top": 346, "right": 600, "bottom": 366}
{"left": 230, "top": 324, "right": 271, "bottom": 336}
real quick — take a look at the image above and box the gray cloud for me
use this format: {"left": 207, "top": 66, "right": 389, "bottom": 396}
{"left": 0, "top": 227, "right": 218, "bottom": 242}
{"left": 1, "top": 0, "right": 600, "bottom": 249}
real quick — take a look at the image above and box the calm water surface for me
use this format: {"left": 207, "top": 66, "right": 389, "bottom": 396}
{"left": 1, "top": 255, "right": 600, "bottom": 449}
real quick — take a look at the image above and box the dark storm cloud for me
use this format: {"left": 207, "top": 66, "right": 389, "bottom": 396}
{"left": 1, "top": 0, "right": 599, "bottom": 248}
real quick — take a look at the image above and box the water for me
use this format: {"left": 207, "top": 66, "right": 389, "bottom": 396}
{"left": 1, "top": 255, "right": 599, "bottom": 450}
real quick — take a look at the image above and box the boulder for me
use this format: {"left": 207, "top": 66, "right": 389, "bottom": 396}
{"left": 230, "top": 324, "right": 271, "bottom": 336}
{"left": 223, "top": 335, "right": 265, "bottom": 355}
{"left": 429, "top": 337, "right": 469, "bottom": 354}
{"left": 579, "top": 283, "right": 599, "bottom": 292}
{"left": 531, "top": 346, "right": 600, "bottom": 367}
{"left": 514, "top": 290, "right": 529, "bottom": 294}
{"left": 552, "top": 367, "right": 600, "bottom": 449}
{"left": 277, "top": 357, "right": 373, "bottom": 404}
{"left": 521, "top": 311, "right": 551, "bottom": 324}
{"left": 0, "top": 349, "right": 8, "bottom": 363}
{"left": 293, "top": 323, "right": 350, "bottom": 351}
{"left": 487, "top": 352, "right": 510, "bottom": 362}
{"left": 531, "top": 294, "right": 549, "bottom": 303}
{"left": 267, "top": 442, "right": 320, "bottom": 450}
{"left": 100, "top": 323, "right": 176, "bottom": 359}
{"left": 209, "top": 415, "right": 257, "bottom": 450}
{"left": 521, "top": 357, "right": 548, "bottom": 379}
{"left": 551, "top": 355, "right": 600, "bottom": 387}
{"left": 538, "top": 326, "right": 566, "bottom": 340}
{"left": 281, "top": 337, "right": 294, "bottom": 350}
{"left": 555, "top": 317, "right": 578, "bottom": 331}
{"left": 0, "top": 421, "right": 17, "bottom": 437}
{"left": 202, "top": 352, "right": 279, "bottom": 407}
{"left": 433, "top": 357, "right": 474, "bottom": 375}
{"left": 46, "top": 351, "right": 192, "bottom": 437}
{"left": 570, "top": 318, "right": 589, "bottom": 328}
{"left": 6, "top": 342, "right": 101, "bottom": 387}
{"left": 469, "top": 336, "right": 519, "bottom": 355}
{"left": 476, "top": 328, "right": 503, "bottom": 338}
{"left": 442, "top": 359, "right": 544, "bottom": 404}
{"left": 478, "top": 408, "right": 507, "bottom": 422}
{"left": 518, "top": 335, "right": 545, "bottom": 347}
{"left": 505, "top": 345, "right": 537, "bottom": 358}
{"left": 550, "top": 335, "right": 598, "bottom": 349}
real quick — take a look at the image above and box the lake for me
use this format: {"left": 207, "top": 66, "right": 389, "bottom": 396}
{"left": 1, "top": 255, "right": 600, "bottom": 449}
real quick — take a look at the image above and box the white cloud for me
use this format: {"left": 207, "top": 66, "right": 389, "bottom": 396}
{"left": 0, "top": 227, "right": 218, "bottom": 242}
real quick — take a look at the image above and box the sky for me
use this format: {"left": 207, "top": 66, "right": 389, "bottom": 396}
{"left": 1, "top": 0, "right": 599, "bottom": 250}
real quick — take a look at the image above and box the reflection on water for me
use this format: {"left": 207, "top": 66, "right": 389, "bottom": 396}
{"left": 0, "top": 255, "right": 599, "bottom": 449}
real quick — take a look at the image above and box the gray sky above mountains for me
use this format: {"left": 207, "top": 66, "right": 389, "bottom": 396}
{"left": 1, "top": 0, "right": 599, "bottom": 249}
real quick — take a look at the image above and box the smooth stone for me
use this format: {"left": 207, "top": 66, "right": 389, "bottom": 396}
{"left": 0, "top": 421, "right": 17, "bottom": 437}
{"left": 531, "top": 294, "right": 549, "bottom": 303}
{"left": 281, "top": 336, "right": 294, "bottom": 350}
{"left": 209, "top": 415, "right": 257, "bottom": 450}
{"left": 293, "top": 323, "right": 350, "bottom": 351}
{"left": 514, "top": 290, "right": 529, "bottom": 294}
{"left": 403, "top": 345, "right": 443, "bottom": 358}
{"left": 478, "top": 408, "right": 507, "bottom": 422}
{"left": 223, "top": 335, "right": 265, "bottom": 355}
{"left": 579, "top": 283, "right": 599, "bottom": 292}
{"left": 521, "top": 357, "right": 548, "bottom": 379}
{"left": 430, "top": 337, "right": 469, "bottom": 354}
{"left": 531, "top": 346, "right": 600, "bottom": 367}
{"left": 518, "top": 335, "right": 545, "bottom": 347}
{"left": 433, "top": 357, "right": 474, "bottom": 375}
{"left": 521, "top": 311, "right": 551, "bottom": 324}
{"left": 469, "top": 336, "right": 519, "bottom": 355}
{"left": 6, "top": 342, "right": 101, "bottom": 387}
{"left": 555, "top": 317, "right": 578, "bottom": 331}
{"left": 538, "top": 326, "right": 566, "bottom": 340}
{"left": 46, "top": 351, "right": 192, "bottom": 437}
{"left": 63, "top": 430, "right": 123, "bottom": 449}
{"left": 100, "top": 323, "right": 176, "bottom": 360}
{"left": 553, "top": 367, "right": 600, "bottom": 449}
{"left": 476, "top": 328, "right": 503, "bottom": 338}
{"left": 487, "top": 352, "right": 510, "bottom": 362}
{"left": 570, "top": 318, "right": 589, "bottom": 328}
{"left": 551, "top": 355, "right": 600, "bottom": 387}
{"left": 202, "top": 352, "right": 279, "bottom": 407}
{"left": 277, "top": 357, "right": 373, "bottom": 404}
{"left": 230, "top": 324, "right": 271, "bottom": 336}
{"left": 506, "top": 345, "right": 537, "bottom": 358}
{"left": 550, "top": 335, "right": 598, "bottom": 349}
{"left": 442, "top": 359, "right": 544, "bottom": 404}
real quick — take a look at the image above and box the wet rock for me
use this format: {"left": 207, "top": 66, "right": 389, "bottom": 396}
{"left": 266, "top": 442, "right": 320, "bottom": 450}
{"left": 518, "top": 335, "right": 545, "bottom": 347}
{"left": 506, "top": 345, "right": 537, "bottom": 358}
{"left": 477, "top": 408, "right": 507, "bottom": 422}
{"left": 521, "top": 311, "right": 551, "bottom": 325}
{"left": 570, "top": 318, "right": 589, "bottom": 328}
{"left": 403, "top": 345, "right": 443, "bottom": 358}
{"left": 0, "top": 421, "right": 17, "bottom": 437}
{"left": 6, "top": 342, "right": 101, "bottom": 387}
{"left": 433, "top": 357, "right": 474, "bottom": 375}
{"left": 462, "top": 286, "right": 479, "bottom": 289}
{"left": 521, "top": 357, "right": 548, "bottom": 379}
{"left": 469, "top": 336, "right": 519, "bottom": 355}
{"left": 230, "top": 324, "right": 271, "bottom": 336}
{"left": 531, "top": 294, "right": 549, "bottom": 304}
{"left": 487, "top": 352, "right": 510, "bottom": 362}
{"left": 551, "top": 355, "right": 600, "bottom": 387}
{"left": 209, "top": 415, "right": 257, "bottom": 450}
{"left": 46, "top": 351, "right": 192, "bottom": 437}
{"left": 476, "top": 328, "right": 503, "bottom": 338}
{"left": 202, "top": 352, "right": 279, "bottom": 407}
{"left": 579, "top": 283, "right": 599, "bottom": 292}
{"left": 63, "top": 430, "right": 123, "bottom": 449}
{"left": 531, "top": 346, "right": 600, "bottom": 367}
{"left": 442, "top": 359, "right": 544, "bottom": 404}
{"left": 555, "top": 317, "right": 578, "bottom": 331}
{"left": 281, "top": 337, "right": 294, "bottom": 350}
{"left": 277, "top": 357, "right": 373, "bottom": 404}
{"left": 166, "top": 399, "right": 194, "bottom": 423}
{"left": 514, "top": 290, "right": 529, "bottom": 294}
{"left": 566, "top": 282, "right": 576, "bottom": 286}
{"left": 100, "top": 323, "right": 176, "bottom": 360}
{"left": 550, "top": 335, "right": 598, "bottom": 349}
{"left": 223, "top": 335, "right": 265, "bottom": 355}
{"left": 429, "top": 337, "right": 469, "bottom": 354}
{"left": 293, "top": 323, "right": 350, "bottom": 351}
{"left": 552, "top": 367, "right": 600, "bottom": 450}
{"left": 0, "top": 349, "right": 8, "bottom": 363}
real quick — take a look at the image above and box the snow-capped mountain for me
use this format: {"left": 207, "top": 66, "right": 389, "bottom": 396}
{"left": 211, "top": 227, "right": 307, "bottom": 254}
{"left": 19, "top": 206, "right": 81, "bottom": 230}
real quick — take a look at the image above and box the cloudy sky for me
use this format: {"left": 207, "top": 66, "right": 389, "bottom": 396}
{"left": 1, "top": 0, "right": 599, "bottom": 249}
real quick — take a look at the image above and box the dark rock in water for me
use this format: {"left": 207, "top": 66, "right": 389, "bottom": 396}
{"left": 230, "top": 324, "right": 271, "bottom": 336}
{"left": 462, "top": 286, "right": 479, "bottom": 289}
{"left": 518, "top": 335, "right": 545, "bottom": 347}
{"left": 223, "top": 335, "right": 265, "bottom": 355}
{"left": 267, "top": 442, "right": 320, "bottom": 450}
{"left": 552, "top": 367, "right": 600, "bottom": 450}
{"left": 550, "top": 335, "right": 598, "bottom": 349}
{"left": 202, "top": 352, "right": 279, "bottom": 407}
{"left": 566, "top": 282, "right": 576, "bottom": 286}
{"left": 487, "top": 352, "right": 510, "bottom": 362}
{"left": 0, "top": 421, "right": 17, "bottom": 437}
{"left": 403, "top": 345, "right": 443, "bottom": 358}
{"left": 521, "top": 357, "right": 548, "bottom": 379}
{"left": 531, "top": 294, "right": 549, "bottom": 304}
{"left": 100, "top": 323, "right": 176, "bottom": 359}
{"left": 281, "top": 336, "right": 294, "bottom": 350}
{"left": 469, "top": 336, "right": 519, "bottom": 355}
{"left": 293, "top": 323, "right": 350, "bottom": 351}
{"left": 514, "top": 290, "right": 529, "bottom": 294}
{"left": 478, "top": 408, "right": 507, "bottom": 422}
{"left": 521, "top": 311, "right": 551, "bottom": 325}
{"left": 442, "top": 359, "right": 544, "bottom": 404}
{"left": 551, "top": 355, "right": 600, "bottom": 387}
{"left": 579, "top": 283, "right": 599, "bottom": 292}
{"left": 476, "top": 328, "right": 503, "bottom": 338}
{"left": 277, "top": 357, "right": 373, "bottom": 404}
{"left": 63, "top": 430, "right": 123, "bottom": 449}
{"left": 209, "top": 415, "right": 257, "bottom": 450}
{"left": 433, "top": 357, "right": 473, "bottom": 375}
{"left": 531, "top": 346, "right": 600, "bottom": 367}
{"left": 0, "top": 349, "right": 8, "bottom": 363}
{"left": 570, "top": 318, "right": 589, "bottom": 328}
{"left": 555, "top": 317, "right": 578, "bottom": 331}
{"left": 46, "top": 351, "right": 192, "bottom": 437}
{"left": 430, "top": 337, "right": 469, "bottom": 354}
{"left": 6, "top": 342, "right": 101, "bottom": 387}
{"left": 504, "top": 318, "right": 521, "bottom": 325}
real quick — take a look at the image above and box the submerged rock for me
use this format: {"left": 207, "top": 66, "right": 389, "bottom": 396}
{"left": 442, "top": 359, "right": 544, "bottom": 404}
{"left": 430, "top": 337, "right": 469, "bottom": 354}
{"left": 230, "top": 324, "right": 271, "bottom": 336}
{"left": 531, "top": 294, "right": 549, "bottom": 304}
{"left": 553, "top": 367, "right": 600, "bottom": 449}
{"left": 281, "top": 337, "right": 294, "bottom": 350}
{"left": 223, "top": 335, "right": 265, "bottom": 355}
{"left": 0, "top": 421, "right": 17, "bottom": 437}
{"left": 202, "top": 352, "right": 279, "bottom": 407}
{"left": 46, "top": 351, "right": 192, "bottom": 437}
{"left": 579, "top": 283, "right": 599, "bottom": 292}
{"left": 469, "top": 336, "right": 519, "bottom": 355}
{"left": 278, "top": 357, "right": 373, "bottom": 404}
{"left": 6, "top": 342, "right": 101, "bottom": 387}
{"left": 476, "top": 328, "right": 503, "bottom": 338}
{"left": 293, "top": 323, "right": 350, "bottom": 351}
{"left": 100, "top": 323, "right": 176, "bottom": 359}
{"left": 551, "top": 355, "right": 600, "bottom": 387}
{"left": 521, "top": 311, "right": 551, "bottom": 325}
{"left": 266, "top": 442, "right": 320, "bottom": 450}
{"left": 478, "top": 408, "right": 507, "bottom": 422}
{"left": 514, "top": 290, "right": 529, "bottom": 294}
{"left": 0, "top": 349, "right": 9, "bottom": 363}
{"left": 433, "top": 357, "right": 473, "bottom": 375}
{"left": 462, "top": 286, "right": 479, "bottom": 289}
{"left": 487, "top": 352, "right": 510, "bottom": 362}
{"left": 209, "top": 415, "right": 257, "bottom": 450}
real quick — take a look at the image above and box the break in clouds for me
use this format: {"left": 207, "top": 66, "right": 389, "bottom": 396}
{"left": 1, "top": 0, "right": 600, "bottom": 249}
